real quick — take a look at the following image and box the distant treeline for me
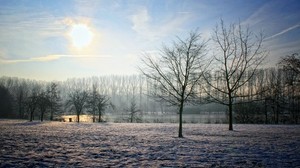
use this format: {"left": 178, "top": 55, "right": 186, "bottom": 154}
{"left": 0, "top": 55, "right": 299, "bottom": 124}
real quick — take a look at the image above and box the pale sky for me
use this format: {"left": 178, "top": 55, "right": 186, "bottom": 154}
{"left": 0, "top": 0, "right": 300, "bottom": 81}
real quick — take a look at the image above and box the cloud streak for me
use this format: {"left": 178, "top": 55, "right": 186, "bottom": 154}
{"left": 0, "top": 7, "right": 66, "bottom": 37}
{"left": 0, "top": 54, "right": 111, "bottom": 64}
{"left": 265, "top": 24, "right": 300, "bottom": 40}
{"left": 241, "top": 1, "right": 284, "bottom": 27}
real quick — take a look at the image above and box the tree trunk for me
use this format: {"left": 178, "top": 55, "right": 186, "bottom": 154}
{"left": 130, "top": 113, "right": 133, "bottom": 123}
{"left": 276, "top": 104, "right": 279, "bottom": 124}
{"left": 41, "top": 111, "right": 44, "bottom": 122}
{"left": 98, "top": 111, "right": 102, "bottom": 122}
{"left": 19, "top": 104, "right": 24, "bottom": 119}
{"left": 18, "top": 94, "right": 24, "bottom": 119}
{"left": 77, "top": 114, "right": 80, "bottom": 123}
{"left": 30, "top": 110, "right": 33, "bottom": 122}
{"left": 50, "top": 112, "right": 53, "bottom": 121}
{"left": 228, "top": 104, "right": 233, "bottom": 130}
{"left": 272, "top": 106, "right": 276, "bottom": 124}
{"left": 178, "top": 100, "right": 184, "bottom": 138}
{"left": 228, "top": 96, "right": 233, "bottom": 131}
{"left": 264, "top": 99, "right": 268, "bottom": 124}
{"left": 50, "top": 107, "right": 53, "bottom": 121}
{"left": 296, "top": 100, "right": 299, "bottom": 124}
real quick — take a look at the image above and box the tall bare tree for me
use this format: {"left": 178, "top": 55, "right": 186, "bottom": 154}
{"left": 140, "top": 30, "right": 208, "bottom": 137}
{"left": 95, "top": 94, "right": 109, "bottom": 122}
{"left": 204, "top": 19, "right": 267, "bottom": 130}
{"left": 278, "top": 53, "right": 300, "bottom": 123}
{"left": 37, "top": 91, "right": 50, "bottom": 122}
{"left": 0, "top": 85, "right": 14, "bottom": 118}
{"left": 127, "top": 97, "right": 141, "bottom": 123}
{"left": 47, "top": 82, "right": 61, "bottom": 121}
{"left": 66, "top": 90, "right": 89, "bottom": 123}
{"left": 14, "top": 80, "right": 29, "bottom": 119}
{"left": 25, "top": 84, "right": 41, "bottom": 122}
{"left": 88, "top": 83, "right": 110, "bottom": 122}
{"left": 279, "top": 53, "right": 300, "bottom": 75}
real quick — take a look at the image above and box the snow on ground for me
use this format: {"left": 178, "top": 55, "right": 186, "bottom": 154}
{"left": 0, "top": 120, "right": 299, "bottom": 167}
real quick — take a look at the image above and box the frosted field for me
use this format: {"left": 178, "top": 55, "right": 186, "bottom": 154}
{"left": 0, "top": 120, "right": 300, "bottom": 167}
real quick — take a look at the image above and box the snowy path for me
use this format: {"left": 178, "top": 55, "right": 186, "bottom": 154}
{"left": 0, "top": 120, "right": 300, "bottom": 167}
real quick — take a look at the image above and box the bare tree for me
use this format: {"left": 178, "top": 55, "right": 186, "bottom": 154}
{"left": 140, "top": 30, "right": 208, "bottom": 137}
{"left": 127, "top": 97, "right": 141, "bottom": 123}
{"left": 37, "top": 91, "right": 50, "bottom": 122}
{"left": 278, "top": 53, "right": 300, "bottom": 123}
{"left": 47, "top": 82, "right": 61, "bottom": 121}
{"left": 204, "top": 19, "right": 267, "bottom": 130}
{"left": 15, "top": 84, "right": 27, "bottom": 119}
{"left": 95, "top": 94, "right": 109, "bottom": 122}
{"left": 274, "top": 69, "right": 286, "bottom": 123}
{"left": 88, "top": 84, "right": 98, "bottom": 122}
{"left": 0, "top": 84, "right": 14, "bottom": 118}
{"left": 279, "top": 53, "right": 300, "bottom": 75}
{"left": 14, "top": 80, "right": 29, "bottom": 119}
{"left": 66, "top": 90, "right": 88, "bottom": 123}
{"left": 25, "top": 85, "right": 41, "bottom": 122}
{"left": 87, "top": 84, "right": 110, "bottom": 122}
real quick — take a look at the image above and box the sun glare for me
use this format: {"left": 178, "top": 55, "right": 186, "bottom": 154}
{"left": 69, "top": 24, "right": 94, "bottom": 48}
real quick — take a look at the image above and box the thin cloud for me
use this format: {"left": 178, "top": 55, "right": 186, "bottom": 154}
{"left": 241, "top": 1, "right": 282, "bottom": 27}
{"left": 0, "top": 54, "right": 111, "bottom": 64}
{"left": 265, "top": 24, "right": 300, "bottom": 40}
{"left": 242, "top": 4, "right": 267, "bottom": 26}
{"left": 130, "top": 8, "right": 151, "bottom": 38}
{"left": 0, "top": 6, "right": 66, "bottom": 37}
{"left": 129, "top": 7, "right": 191, "bottom": 41}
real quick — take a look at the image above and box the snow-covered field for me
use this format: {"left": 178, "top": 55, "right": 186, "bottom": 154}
{"left": 0, "top": 120, "right": 299, "bottom": 167}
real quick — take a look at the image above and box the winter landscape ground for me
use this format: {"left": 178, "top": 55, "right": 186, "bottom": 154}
{"left": 0, "top": 120, "right": 299, "bottom": 167}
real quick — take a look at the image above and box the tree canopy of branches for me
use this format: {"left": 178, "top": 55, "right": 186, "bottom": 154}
{"left": 204, "top": 19, "right": 267, "bottom": 130}
{"left": 87, "top": 84, "right": 110, "bottom": 122}
{"left": 140, "top": 30, "right": 208, "bottom": 137}
{"left": 25, "top": 85, "right": 40, "bottom": 122}
{"left": 47, "top": 82, "right": 61, "bottom": 121}
{"left": 279, "top": 53, "right": 300, "bottom": 84}
{"left": 127, "top": 97, "right": 141, "bottom": 123}
{"left": 279, "top": 53, "right": 300, "bottom": 73}
{"left": 37, "top": 91, "right": 50, "bottom": 122}
{"left": 0, "top": 85, "right": 14, "bottom": 118}
{"left": 66, "top": 90, "right": 89, "bottom": 123}
{"left": 278, "top": 53, "right": 300, "bottom": 123}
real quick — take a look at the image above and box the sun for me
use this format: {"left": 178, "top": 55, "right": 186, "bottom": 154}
{"left": 69, "top": 24, "right": 94, "bottom": 48}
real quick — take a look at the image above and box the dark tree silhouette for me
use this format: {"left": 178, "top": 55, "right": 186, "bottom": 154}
{"left": 47, "top": 82, "right": 61, "bottom": 121}
{"left": 204, "top": 19, "right": 267, "bottom": 130}
{"left": 96, "top": 95, "right": 109, "bottom": 122}
{"left": 87, "top": 84, "right": 109, "bottom": 122}
{"left": 0, "top": 85, "right": 14, "bottom": 118}
{"left": 140, "top": 30, "right": 208, "bottom": 137}
{"left": 279, "top": 53, "right": 300, "bottom": 75}
{"left": 37, "top": 91, "right": 50, "bottom": 122}
{"left": 278, "top": 53, "right": 300, "bottom": 123}
{"left": 25, "top": 87, "right": 40, "bottom": 122}
{"left": 15, "top": 81, "right": 29, "bottom": 119}
{"left": 66, "top": 90, "right": 89, "bottom": 123}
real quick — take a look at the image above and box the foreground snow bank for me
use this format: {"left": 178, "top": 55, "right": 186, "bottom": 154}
{"left": 0, "top": 120, "right": 299, "bottom": 167}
